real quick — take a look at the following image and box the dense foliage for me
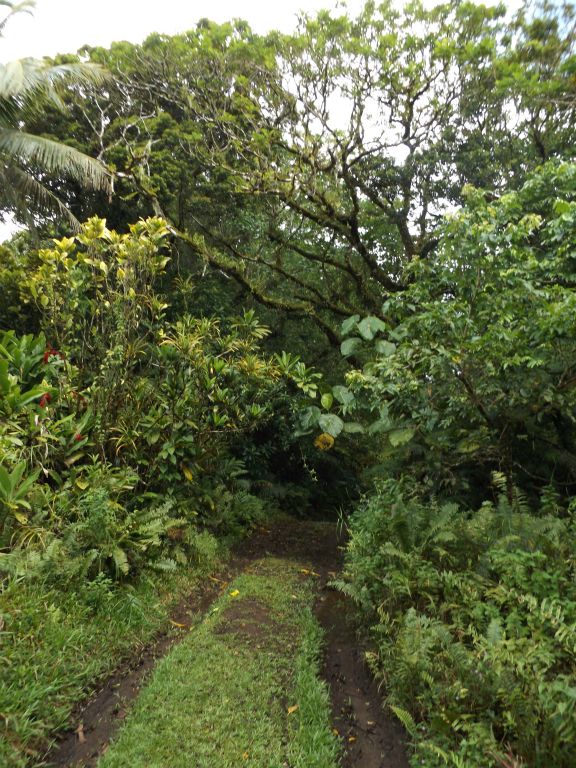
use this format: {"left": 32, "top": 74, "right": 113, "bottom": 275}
{"left": 1, "top": 217, "right": 318, "bottom": 571}
{"left": 314, "top": 162, "right": 576, "bottom": 505}
{"left": 1, "top": 0, "right": 576, "bottom": 765}
{"left": 339, "top": 478, "right": 576, "bottom": 767}
{"left": 21, "top": 0, "right": 576, "bottom": 345}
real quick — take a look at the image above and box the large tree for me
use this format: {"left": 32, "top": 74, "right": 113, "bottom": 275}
{"left": 22, "top": 1, "right": 576, "bottom": 339}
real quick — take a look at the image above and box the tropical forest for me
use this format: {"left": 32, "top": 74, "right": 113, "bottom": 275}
{"left": 1, "top": 0, "right": 575, "bottom": 766}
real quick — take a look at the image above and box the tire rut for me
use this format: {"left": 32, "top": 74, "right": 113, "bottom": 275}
{"left": 46, "top": 517, "right": 408, "bottom": 768}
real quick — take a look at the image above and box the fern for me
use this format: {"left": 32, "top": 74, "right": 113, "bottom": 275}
{"left": 390, "top": 705, "right": 418, "bottom": 737}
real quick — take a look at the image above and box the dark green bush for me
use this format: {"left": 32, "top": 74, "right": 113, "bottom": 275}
{"left": 339, "top": 478, "right": 576, "bottom": 767}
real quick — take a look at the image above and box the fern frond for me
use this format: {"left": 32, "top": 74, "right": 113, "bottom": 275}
{"left": 390, "top": 705, "right": 418, "bottom": 736}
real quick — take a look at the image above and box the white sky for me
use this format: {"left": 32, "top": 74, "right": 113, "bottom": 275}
{"left": 0, "top": 0, "right": 366, "bottom": 62}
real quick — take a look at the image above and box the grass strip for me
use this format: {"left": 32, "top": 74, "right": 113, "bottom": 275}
{"left": 288, "top": 610, "right": 341, "bottom": 767}
{"left": 98, "top": 556, "right": 340, "bottom": 768}
{"left": 0, "top": 535, "right": 221, "bottom": 768}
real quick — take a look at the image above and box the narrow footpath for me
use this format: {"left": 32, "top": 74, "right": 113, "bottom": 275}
{"left": 48, "top": 517, "right": 408, "bottom": 768}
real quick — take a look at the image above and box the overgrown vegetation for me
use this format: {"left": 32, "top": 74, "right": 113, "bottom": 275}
{"left": 0, "top": 543, "right": 220, "bottom": 768}
{"left": 1, "top": 0, "right": 576, "bottom": 765}
{"left": 339, "top": 478, "right": 576, "bottom": 766}
{"left": 0, "top": 217, "right": 318, "bottom": 764}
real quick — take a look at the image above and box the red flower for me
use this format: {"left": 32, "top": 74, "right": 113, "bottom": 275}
{"left": 43, "top": 347, "right": 64, "bottom": 364}
{"left": 74, "top": 433, "right": 83, "bottom": 442}
{"left": 39, "top": 393, "right": 52, "bottom": 408}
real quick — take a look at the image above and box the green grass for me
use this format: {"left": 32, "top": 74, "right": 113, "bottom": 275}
{"left": 99, "top": 557, "right": 340, "bottom": 768}
{"left": 0, "top": 538, "right": 221, "bottom": 768}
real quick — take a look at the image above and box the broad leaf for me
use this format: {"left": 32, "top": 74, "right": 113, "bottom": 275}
{"left": 375, "top": 340, "right": 396, "bottom": 356}
{"left": 340, "top": 337, "right": 361, "bottom": 357}
{"left": 343, "top": 421, "right": 364, "bottom": 434}
{"left": 318, "top": 413, "right": 344, "bottom": 437}
{"left": 388, "top": 428, "right": 415, "bottom": 447}
{"left": 341, "top": 315, "right": 360, "bottom": 335}
{"left": 357, "top": 316, "right": 387, "bottom": 341}
{"left": 332, "top": 385, "right": 354, "bottom": 406}
{"left": 321, "top": 392, "right": 334, "bottom": 410}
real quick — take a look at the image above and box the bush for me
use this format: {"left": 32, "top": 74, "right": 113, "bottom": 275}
{"left": 338, "top": 478, "right": 576, "bottom": 767}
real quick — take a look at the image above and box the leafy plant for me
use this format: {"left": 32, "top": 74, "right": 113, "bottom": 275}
{"left": 0, "top": 460, "right": 40, "bottom": 540}
{"left": 338, "top": 479, "right": 576, "bottom": 766}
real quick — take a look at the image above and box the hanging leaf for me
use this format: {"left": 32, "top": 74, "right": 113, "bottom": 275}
{"left": 332, "top": 385, "right": 354, "bottom": 406}
{"left": 357, "top": 316, "right": 387, "bottom": 340}
{"left": 341, "top": 337, "right": 361, "bottom": 357}
{"left": 375, "top": 339, "right": 396, "bottom": 356}
{"left": 300, "top": 405, "right": 322, "bottom": 430}
{"left": 368, "top": 417, "right": 391, "bottom": 434}
{"left": 341, "top": 314, "right": 360, "bottom": 335}
{"left": 388, "top": 428, "right": 415, "bottom": 447}
{"left": 321, "top": 392, "right": 334, "bottom": 410}
{"left": 343, "top": 421, "right": 364, "bottom": 433}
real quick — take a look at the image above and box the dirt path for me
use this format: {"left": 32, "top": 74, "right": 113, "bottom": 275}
{"left": 247, "top": 518, "right": 409, "bottom": 768}
{"left": 47, "top": 517, "right": 408, "bottom": 768}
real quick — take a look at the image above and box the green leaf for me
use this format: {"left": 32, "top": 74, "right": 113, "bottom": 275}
{"left": 357, "top": 316, "right": 387, "bottom": 341}
{"left": 113, "top": 547, "right": 130, "bottom": 575}
{"left": 332, "top": 385, "right": 354, "bottom": 406}
{"left": 64, "top": 452, "right": 84, "bottom": 467}
{"left": 390, "top": 706, "right": 418, "bottom": 737}
{"left": 340, "top": 337, "right": 361, "bottom": 357}
{"left": 375, "top": 339, "right": 396, "bottom": 356}
{"left": 318, "top": 413, "right": 344, "bottom": 437}
{"left": 13, "top": 467, "right": 40, "bottom": 499}
{"left": 553, "top": 199, "right": 572, "bottom": 215}
{"left": 0, "top": 359, "right": 9, "bottom": 394}
{"left": 388, "top": 428, "right": 415, "bottom": 447}
{"left": 343, "top": 422, "right": 364, "bottom": 434}
{"left": 368, "top": 415, "right": 391, "bottom": 434}
{"left": 0, "top": 465, "right": 10, "bottom": 497}
{"left": 9, "top": 460, "right": 25, "bottom": 489}
{"left": 486, "top": 618, "right": 502, "bottom": 646}
{"left": 320, "top": 392, "right": 334, "bottom": 410}
{"left": 341, "top": 314, "right": 360, "bottom": 335}
{"left": 300, "top": 406, "right": 322, "bottom": 430}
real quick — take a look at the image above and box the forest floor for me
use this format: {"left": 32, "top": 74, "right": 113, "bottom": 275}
{"left": 46, "top": 517, "right": 408, "bottom": 768}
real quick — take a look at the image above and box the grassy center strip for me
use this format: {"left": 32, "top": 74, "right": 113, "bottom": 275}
{"left": 98, "top": 557, "right": 340, "bottom": 768}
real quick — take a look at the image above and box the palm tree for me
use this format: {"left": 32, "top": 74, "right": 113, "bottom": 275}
{"left": 0, "top": 1, "right": 112, "bottom": 228}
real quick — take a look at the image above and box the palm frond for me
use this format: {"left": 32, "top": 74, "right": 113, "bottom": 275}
{"left": 0, "top": 163, "right": 80, "bottom": 228}
{"left": 0, "top": 129, "right": 112, "bottom": 192}
{"left": 0, "top": 58, "right": 109, "bottom": 101}
{"left": 0, "top": 1, "right": 34, "bottom": 36}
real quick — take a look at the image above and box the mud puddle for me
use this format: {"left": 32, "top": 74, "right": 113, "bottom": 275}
{"left": 316, "top": 588, "right": 409, "bottom": 768}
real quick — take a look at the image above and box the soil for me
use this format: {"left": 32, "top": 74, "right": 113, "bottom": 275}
{"left": 215, "top": 598, "right": 278, "bottom": 641}
{"left": 46, "top": 517, "right": 408, "bottom": 768}
{"left": 316, "top": 590, "right": 409, "bottom": 768}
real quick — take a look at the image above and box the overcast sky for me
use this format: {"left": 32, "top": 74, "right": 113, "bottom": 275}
{"left": 1, "top": 0, "right": 366, "bottom": 62}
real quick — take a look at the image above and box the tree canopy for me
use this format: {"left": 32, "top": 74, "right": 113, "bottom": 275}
{"left": 28, "top": 0, "right": 574, "bottom": 341}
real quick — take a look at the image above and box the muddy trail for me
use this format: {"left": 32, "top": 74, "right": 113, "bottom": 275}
{"left": 48, "top": 517, "right": 408, "bottom": 768}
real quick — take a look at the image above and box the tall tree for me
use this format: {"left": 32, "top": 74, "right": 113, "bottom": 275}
{"left": 22, "top": 1, "right": 576, "bottom": 340}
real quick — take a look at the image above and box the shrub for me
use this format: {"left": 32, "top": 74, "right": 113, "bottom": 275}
{"left": 338, "top": 478, "right": 576, "bottom": 767}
